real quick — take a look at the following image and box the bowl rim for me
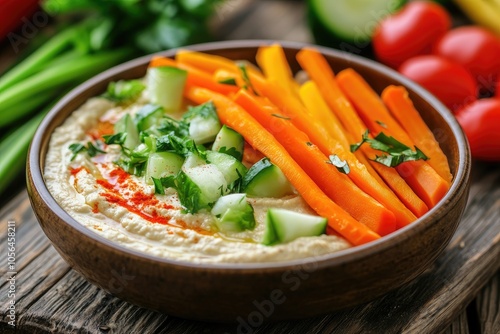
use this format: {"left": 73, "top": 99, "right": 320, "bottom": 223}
{"left": 28, "top": 39, "right": 470, "bottom": 272}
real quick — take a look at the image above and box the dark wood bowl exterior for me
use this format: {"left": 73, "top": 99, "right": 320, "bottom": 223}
{"left": 26, "top": 41, "right": 471, "bottom": 322}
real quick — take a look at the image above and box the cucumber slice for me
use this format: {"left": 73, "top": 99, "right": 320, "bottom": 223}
{"left": 189, "top": 116, "right": 221, "bottom": 144}
{"left": 114, "top": 113, "right": 139, "bottom": 150}
{"left": 206, "top": 150, "right": 247, "bottom": 185}
{"left": 183, "top": 164, "right": 228, "bottom": 206}
{"left": 262, "top": 208, "right": 327, "bottom": 245}
{"left": 308, "top": 0, "right": 406, "bottom": 54}
{"left": 211, "top": 193, "right": 256, "bottom": 232}
{"left": 212, "top": 125, "right": 244, "bottom": 161}
{"left": 135, "top": 104, "right": 164, "bottom": 131}
{"left": 147, "top": 66, "right": 187, "bottom": 113}
{"left": 182, "top": 151, "right": 206, "bottom": 170}
{"left": 145, "top": 152, "right": 184, "bottom": 184}
{"left": 183, "top": 102, "right": 222, "bottom": 144}
{"left": 243, "top": 158, "right": 294, "bottom": 198}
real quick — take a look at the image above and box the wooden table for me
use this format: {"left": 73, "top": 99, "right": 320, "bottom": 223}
{"left": 1, "top": 1, "right": 499, "bottom": 333}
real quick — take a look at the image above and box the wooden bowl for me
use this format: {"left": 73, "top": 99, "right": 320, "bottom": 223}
{"left": 27, "top": 41, "right": 471, "bottom": 322}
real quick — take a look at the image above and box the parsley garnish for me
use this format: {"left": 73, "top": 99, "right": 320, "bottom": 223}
{"left": 68, "top": 142, "right": 105, "bottom": 161}
{"left": 350, "top": 130, "right": 428, "bottom": 167}
{"left": 237, "top": 63, "right": 258, "bottom": 95}
{"left": 376, "top": 120, "right": 387, "bottom": 128}
{"left": 103, "top": 133, "right": 127, "bottom": 146}
{"left": 218, "top": 78, "right": 237, "bottom": 86}
{"left": 327, "top": 155, "right": 350, "bottom": 174}
{"left": 102, "top": 80, "right": 145, "bottom": 104}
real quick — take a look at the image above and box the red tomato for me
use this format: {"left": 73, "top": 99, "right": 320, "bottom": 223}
{"left": 0, "top": 0, "right": 40, "bottom": 41}
{"left": 399, "top": 55, "right": 477, "bottom": 113}
{"left": 456, "top": 99, "right": 500, "bottom": 161}
{"left": 496, "top": 77, "right": 500, "bottom": 98}
{"left": 434, "top": 26, "right": 500, "bottom": 95}
{"left": 373, "top": 1, "right": 451, "bottom": 69}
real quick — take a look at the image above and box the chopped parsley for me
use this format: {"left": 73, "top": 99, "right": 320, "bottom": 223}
{"left": 327, "top": 155, "right": 350, "bottom": 174}
{"left": 69, "top": 141, "right": 105, "bottom": 161}
{"left": 102, "top": 79, "right": 145, "bottom": 104}
{"left": 350, "top": 130, "right": 428, "bottom": 167}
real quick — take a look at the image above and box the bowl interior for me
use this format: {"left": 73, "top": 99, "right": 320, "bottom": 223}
{"left": 30, "top": 40, "right": 469, "bottom": 269}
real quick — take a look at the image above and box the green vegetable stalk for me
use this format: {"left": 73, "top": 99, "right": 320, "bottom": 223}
{"left": 0, "top": 0, "right": 224, "bottom": 196}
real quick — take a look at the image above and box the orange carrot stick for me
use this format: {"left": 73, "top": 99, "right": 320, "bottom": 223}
{"left": 149, "top": 56, "right": 239, "bottom": 96}
{"left": 186, "top": 86, "right": 380, "bottom": 245}
{"left": 234, "top": 89, "right": 396, "bottom": 236}
{"left": 299, "top": 80, "right": 390, "bottom": 188}
{"left": 176, "top": 49, "right": 265, "bottom": 80}
{"left": 336, "top": 68, "right": 449, "bottom": 208}
{"left": 256, "top": 44, "right": 300, "bottom": 97}
{"left": 297, "top": 48, "right": 429, "bottom": 218}
{"left": 254, "top": 77, "right": 417, "bottom": 228}
{"left": 382, "top": 85, "right": 453, "bottom": 184}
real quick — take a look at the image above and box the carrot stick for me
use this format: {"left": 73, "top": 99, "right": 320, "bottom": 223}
{"left": 185, "top": 86, "right": 380, "bottom": 245}
{"left": 243, "top": 142, "right": 264, "bottom": 165}
{"left": 255, "top": 77, "right": 417, "bottom": 228}
{"left": 299, "top": 80, "right": 390, "bottom": 188}
{"left": 299, "top": 80, "right": 350, "bottom": 149}
{"left": 149, "top": 56, "right": 177, "bottom": 68}
{"left": 381, "top": 85, "right": 453, "bottom": 184}
{"left": 176, "top": 50, "right": 265, "bottom": 81}
{"left": 296, "top": 48, "right": 429, "bottom": 218}
{"left": 336, "top": 68, "right": 449, "bottom": 208}
{"left": 234, "top": 89, "right": 396, "bottom": 236}
{"left": 149, "top": 56, "right": 239, "bottom": 96}
{"left": 256, "top": 44, "right": 300, "bottom": 97}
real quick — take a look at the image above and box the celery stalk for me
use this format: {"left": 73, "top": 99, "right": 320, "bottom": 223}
{"left": 0, "top": 28, "right": 77, "bottom": 92}
{"left": 0, "top": 49, "right": 131, "bottom": 126}
{"left": 0, "top": 110, "right": 46, "bottom": 194}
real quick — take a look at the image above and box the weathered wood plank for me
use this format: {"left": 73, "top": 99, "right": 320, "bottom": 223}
{"left": 476, "top": 271, "right": 500, "bottom": 334}
{"left": 0, "top": 161, "right": 496, "bottom": 334}
{"left": 443, "top": 312, "right": 470, "bottom": 334}
{"left": 215, "top": 0, "right": 311, "bottom": 43}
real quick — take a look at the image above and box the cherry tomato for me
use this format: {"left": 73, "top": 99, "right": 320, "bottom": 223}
{"left": 399, "top": 55, "right": 477, "bottom": 113}
{"left": 0, "top": 0, "right": 40, "bottom": 41}
{"left": 496, "top": 77, "right": 500, "bottom": 98}
{"left": 373, "top": 1, "right": 451, "bottom": 69}
{"left": 434, "top": 26, "right": 500, "bottom": 95}
{"left": 456, "top": 99, "right": 500, "bottom": 161}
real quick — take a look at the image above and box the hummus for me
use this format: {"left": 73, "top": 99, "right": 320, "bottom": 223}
{"left": 44, "top": 94, "right": 350, "bottom": 264}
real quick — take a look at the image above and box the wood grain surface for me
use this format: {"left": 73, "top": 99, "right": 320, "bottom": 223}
{"left": 1, "top": 1, "right": 499, "bottom": 333}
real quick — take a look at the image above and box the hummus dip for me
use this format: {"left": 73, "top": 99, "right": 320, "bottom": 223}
{"left": 44, "top": 95, "right": 350, "bottom": 264}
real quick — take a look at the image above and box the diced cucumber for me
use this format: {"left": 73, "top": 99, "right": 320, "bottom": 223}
{"left": 183, "top": 164, "right": 228, "bottom": 206}
{"left": 147, "top": 66, "right": 187, "bottom": 113}
{"left": 135, "top": 104, "right": 164, "bottom": 131}
{"left": 183, "top": 102, "right": 222, "bottom": 144}
{"left": 206, "top": 150, "right": 247, "bottom": 185}
{"left": 189, "top": 116, "right": 221, "bottom": 144}
{"left": 243, "top": 158, "right": 294, "bottom": 198}
{"left": 114, "top": 113, "right": 139, "bottom": 150}
{"left": 262, "top": 208, "right": 327, "bottom": 245}
{"left": 211, "top": 193, "right": 256, "bottom": 232}
{"left": 212, "top": 125, "right": 244, "bottom": 161}
{"left": 308, "top": 0, "right": 406, "bottom": 55}
{"left": 145, "top": 152, "right": 184, "bottom": 184}
{"left": 181, "top": 151, "right": 206, "bottom": 170}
